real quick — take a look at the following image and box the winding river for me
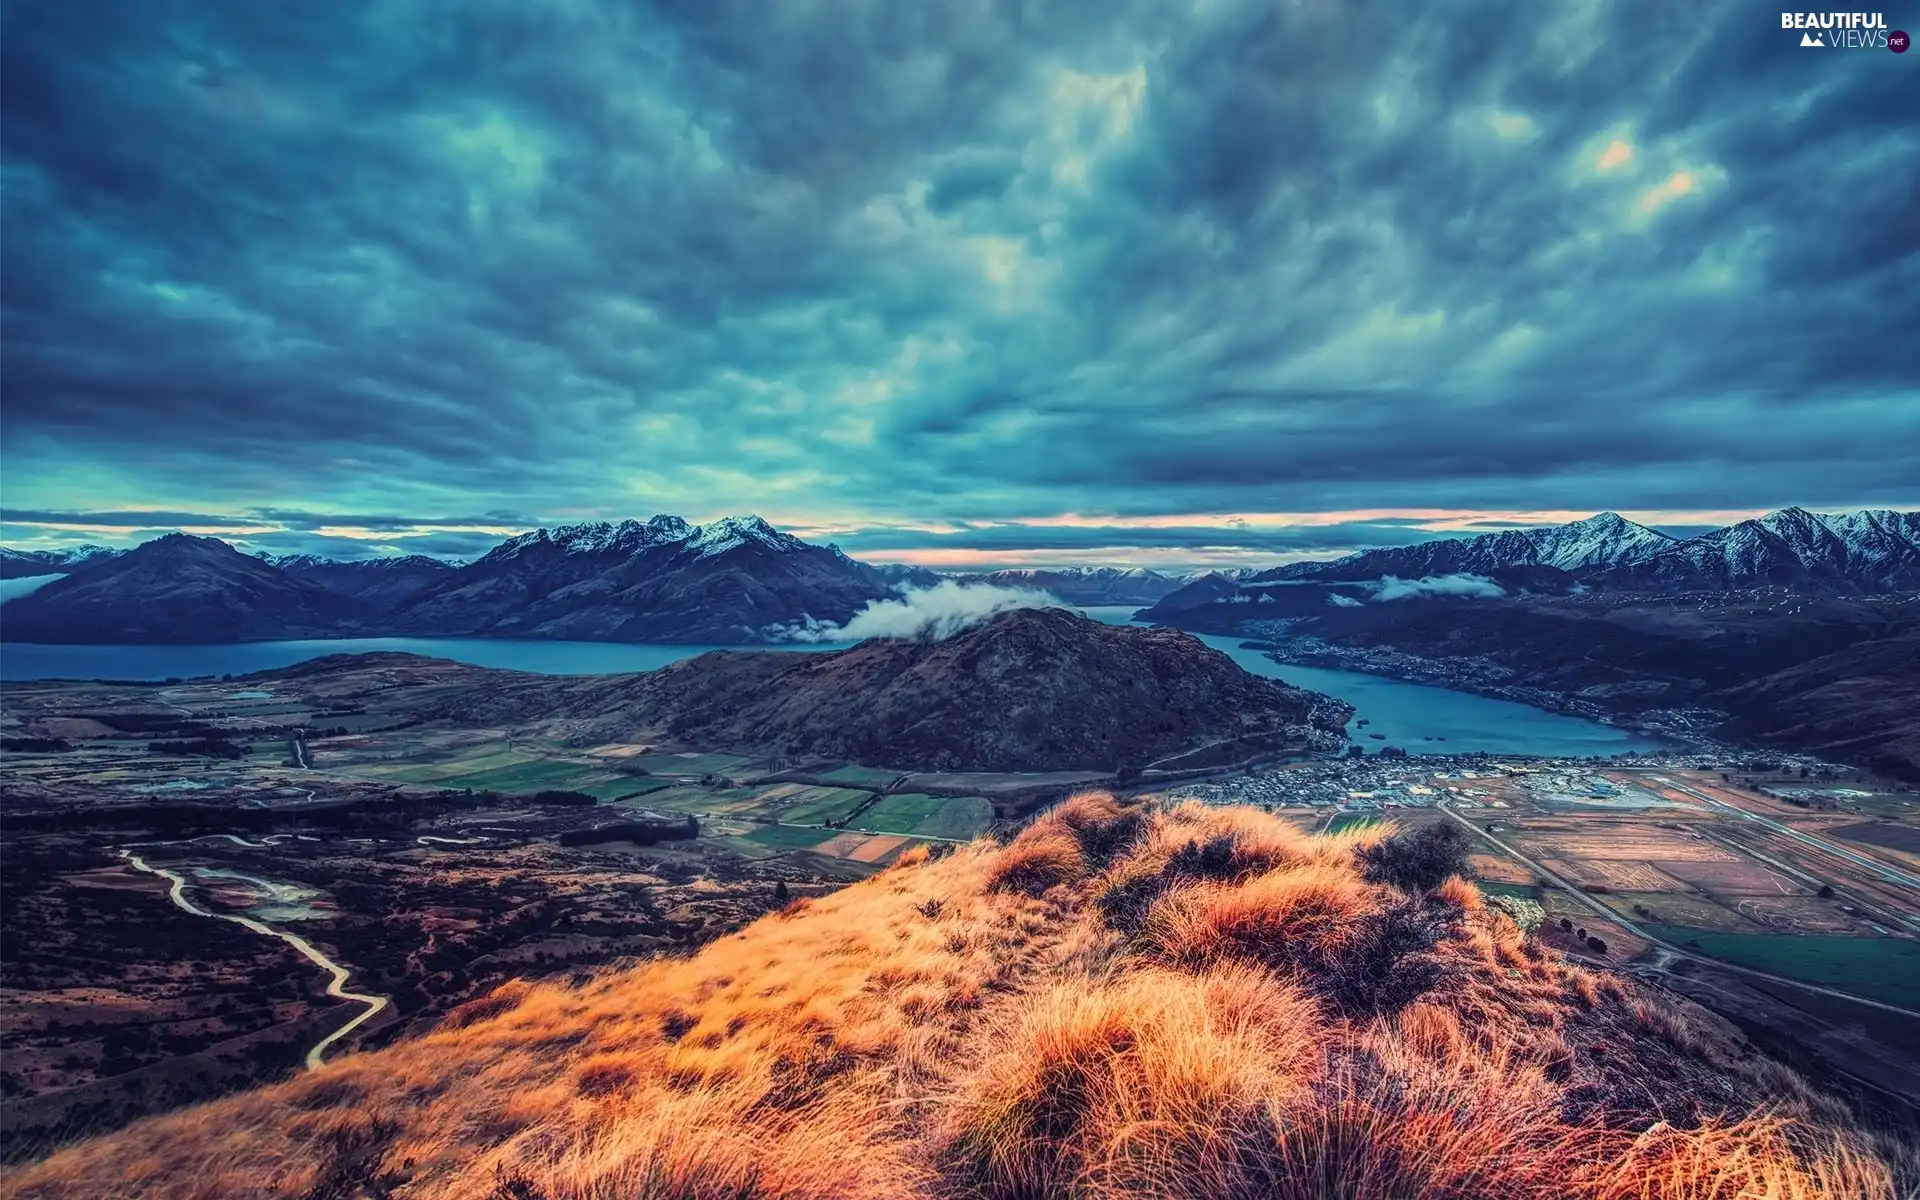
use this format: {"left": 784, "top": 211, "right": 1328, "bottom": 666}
{"left": 118, "top": 845, "right": 385, "bottom": 1070}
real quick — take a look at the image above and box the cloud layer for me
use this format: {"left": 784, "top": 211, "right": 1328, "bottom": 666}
{"left": 779, "top": 582, "right": 1055, "bottom": 642}
{"left": 1369, "top": 574, "right": 1510, "bottom": 602}
{"left": 3, "top": 1, "right": 1915, "bottom": 565}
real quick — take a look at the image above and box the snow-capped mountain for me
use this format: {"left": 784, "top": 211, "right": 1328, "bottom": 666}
{"left": 1521, "top": 512, "right": 1677, "bottom": 571}
{"left": 1146, "top": 508, "right": 1920, "bottom": 616}
{"left": 0, "top": 543, "right": 127, "bottom": 579}
{"left": 2, "top": 534, "right": 363, "bottom": 643}
{"left": 1601, "top": 507, "right": 1920, "bottom": 591}
{"left": 1246, "top": 512, "right": 1673, "bottom": 586}
{"left": 386, "top": 514, "right": 895, "bottom": 643}
{"left": 488, "top": 515, "right": 696, "bottom": 561}
{"left": 259, "top": 553, "right": 457, "bottom": 612}
{"left": 948, "top": 566, "right": 1192, "bottom": 606}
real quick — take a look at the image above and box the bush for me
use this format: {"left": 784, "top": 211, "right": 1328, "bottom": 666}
{"left": 1098, "top": 834, "right": 1244, "bottom": 933}
{"left": 1358, "top": 824, "right": 1470, "bottom": 893}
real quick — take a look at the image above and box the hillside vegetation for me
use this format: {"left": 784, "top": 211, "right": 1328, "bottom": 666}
{"left": 6, "top": 796, "right": 1907, "bottom": 1199}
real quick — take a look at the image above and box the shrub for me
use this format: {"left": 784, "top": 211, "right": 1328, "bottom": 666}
{"left": 1359, "top": 823, "right": 1471, "bottom": 893}
{"left": 986, "top": 825, "right": 1084, "bottom": 896}
{"left": 1049, "top": 792, "right": 1148, "bottom": 868}
{"left": 1097, "top": 834, "right": 1243, "bottom": 933}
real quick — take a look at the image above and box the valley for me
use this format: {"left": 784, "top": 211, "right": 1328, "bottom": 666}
{"left": 3, "top": 622, "right": 1916, "bottom": 1160}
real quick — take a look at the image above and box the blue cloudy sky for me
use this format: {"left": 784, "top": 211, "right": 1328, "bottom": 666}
{"left": 3, "top": 0, "right": 1916, "bottom": 570}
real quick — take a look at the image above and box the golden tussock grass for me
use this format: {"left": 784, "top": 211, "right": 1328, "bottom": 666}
{"left": 3, "top": 794, "right": 1903, "bottom": 1199}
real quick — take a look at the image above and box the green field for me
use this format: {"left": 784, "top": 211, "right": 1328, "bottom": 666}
{"left": 1475, "top": 881, "right": 1542, "bottom": 901}
{"left": 358, "top": 749, "right": 539, "bottom": 783}
{"left": 443, "top": 758, "right": 616, "bottom": 792}
{"left": 849, "top": 793, "right": 992, "bottom": 840}
{"left": 633, "top": 752, "right": 754, "bottom": 778}
{"left": 778, "top": 787, "right": 875, "bottom": 826}
{"left": 1647, "top": 928, "right": 1920, "bottom": 1006}
{"left": 574, "top": 776, "right": 671, "bottom": 802}
{"left": 739, "top": 825, "right": 833, "bottom": 850}
{"left": 848, "top": 792, "right": 944, "bottom": 834}
{"left": 817, "top": 764, "right": 908, "bottom": 789}
{"left": 635, "top": 785, "right": 766, "bottom": 815}
{"left": 1327, "top": 813, "right": 1384, "bottom": 835}
{"left": 908, "top": 795, "right": 993, "bottom": 840}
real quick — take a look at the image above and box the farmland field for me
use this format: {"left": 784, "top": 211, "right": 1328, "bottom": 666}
{"left": 633, "top": 752, "right": 753, "bottom": 778}
{"left": 573, "top": 777, "right": 671, "bottom": 802}
{"left": 1326, "top": 813, "right": 1383, "bottom": 835}
{"left": 849, "top": 793, "right": 992, "bottom": 840}
{"left": 1647, "top": 928, "right": 1920, "bottom": 1005}
{"left": 909, "top": 796, "right": 993, "bottom": 840}
{"left": 1475, "top": 881, "right": 1541, "bottom": 901}
{"left": 816, "top": 764, "right": 908, "bottom": 789}
{"left": 737, "top": 825, "right": 833, "bottom": 850}
{"left": 441, "top": 759, "right": 616, "bottom": 793}
{"left": 776, "top": 787, "right": 874, "bottom": 826}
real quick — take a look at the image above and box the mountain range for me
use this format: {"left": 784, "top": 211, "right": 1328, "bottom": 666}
{"left": 0, "top": 544, "right": 125, "bottom": 579}
{"left": 3, "top": 508, "right": 1916, "bottom": 645}
{"left": 0, "top": 516, "right": 898, "bottom": 645}
{"left": 1151, "top": 508, "right": 1920, "bottom": 614}
{"left": 0, "top": 534, "right": 361, "bottom": 644}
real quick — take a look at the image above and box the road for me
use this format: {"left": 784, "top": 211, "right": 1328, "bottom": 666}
{"left": 1652, "top": 776, "right": 1920, "bottom": 891}
{"left": 119, "top": 849, "right": 389, "bottom": 1070}
{"left": 1436, "top": 803, "right": 1920, "bottom": 1020}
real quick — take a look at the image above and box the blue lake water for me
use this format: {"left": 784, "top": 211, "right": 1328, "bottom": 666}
{"left": 0, "top": 607, "right": 1677, "bottom": 758}
{"left": 1076, "top": 607, "right": 1681, "bottom": 759}
{"left": 0, "top": 637, "right": 852, "bottom": 682}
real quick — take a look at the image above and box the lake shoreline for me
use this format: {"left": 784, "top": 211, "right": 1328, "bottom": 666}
{"left": 1245, "top": 639, "right": 1717, "bottom": 752}
{"left": 1, "top": 613, "right": 1681, "bottom": 760}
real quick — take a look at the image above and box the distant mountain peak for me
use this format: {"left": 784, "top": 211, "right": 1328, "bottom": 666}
{"left": 688, "top": 514, "right": 807, "bottom": 557}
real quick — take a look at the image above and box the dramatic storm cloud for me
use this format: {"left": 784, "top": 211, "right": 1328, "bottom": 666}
{"left": 3, "top": 1, "right": 1916, "bottom": 567}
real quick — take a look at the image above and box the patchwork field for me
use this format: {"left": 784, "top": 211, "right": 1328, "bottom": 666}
{"left": 1537, "top": 857, "right": 1680, "bottom": 892}
{"left": 630, "top": 752, "right": 754, "bottom": 778}
{"left": 847, "top": 793, "right": 993, "bottom": 840}
{"left": 814, "top": 764, "right": 909, "bottom": 789}
{"left": 775, "top": 786, "right": 874, "bottom": 826}
{"left": 1647, "top": 929, "right": 1920, "bottom": 1006}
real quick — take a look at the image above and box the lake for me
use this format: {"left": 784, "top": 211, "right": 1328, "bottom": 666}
{"left": 1075, "top": 606, "right": 1680, "bottom": 759}
{"left": 0, "top": 636, "right": 851, "bottom": 682}
{"left": 0, "top": 607, "right": 1677, "bottom": 758}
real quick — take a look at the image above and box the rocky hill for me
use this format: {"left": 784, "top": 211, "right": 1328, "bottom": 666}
{"left": 0, "top": 534, "right": 364, "bottom": 643}
{"left": 8, "top": 796, "right": 1905, "bottom": 1198}
{"left": 425, "top": 606, "right": 1351, "bottom": 770}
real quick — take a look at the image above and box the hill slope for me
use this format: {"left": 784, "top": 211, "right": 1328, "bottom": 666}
{"left": 9, "top": 795, "right": 1903, "bottom": 1198}
{"left": 433, "top": 606, "right": 1352, "bottom": 770}
{"left": 0, "top": 534, "right": 363, "bottom": 643}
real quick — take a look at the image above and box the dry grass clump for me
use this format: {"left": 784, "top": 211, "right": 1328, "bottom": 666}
{"left": 941, "top": 964, "right": 1319, "bottom": 1197}
{"left": 5, "top": 793, "right": 1902, "bottom": 1200}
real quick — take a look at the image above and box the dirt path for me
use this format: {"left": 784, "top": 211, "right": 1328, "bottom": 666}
{"left": 119, "top": 850, "right": 388, "bottom": 1069}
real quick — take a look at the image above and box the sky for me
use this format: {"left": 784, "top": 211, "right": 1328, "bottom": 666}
{"left": 3, "top": 0, "right": 1916, "bottom": 571}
